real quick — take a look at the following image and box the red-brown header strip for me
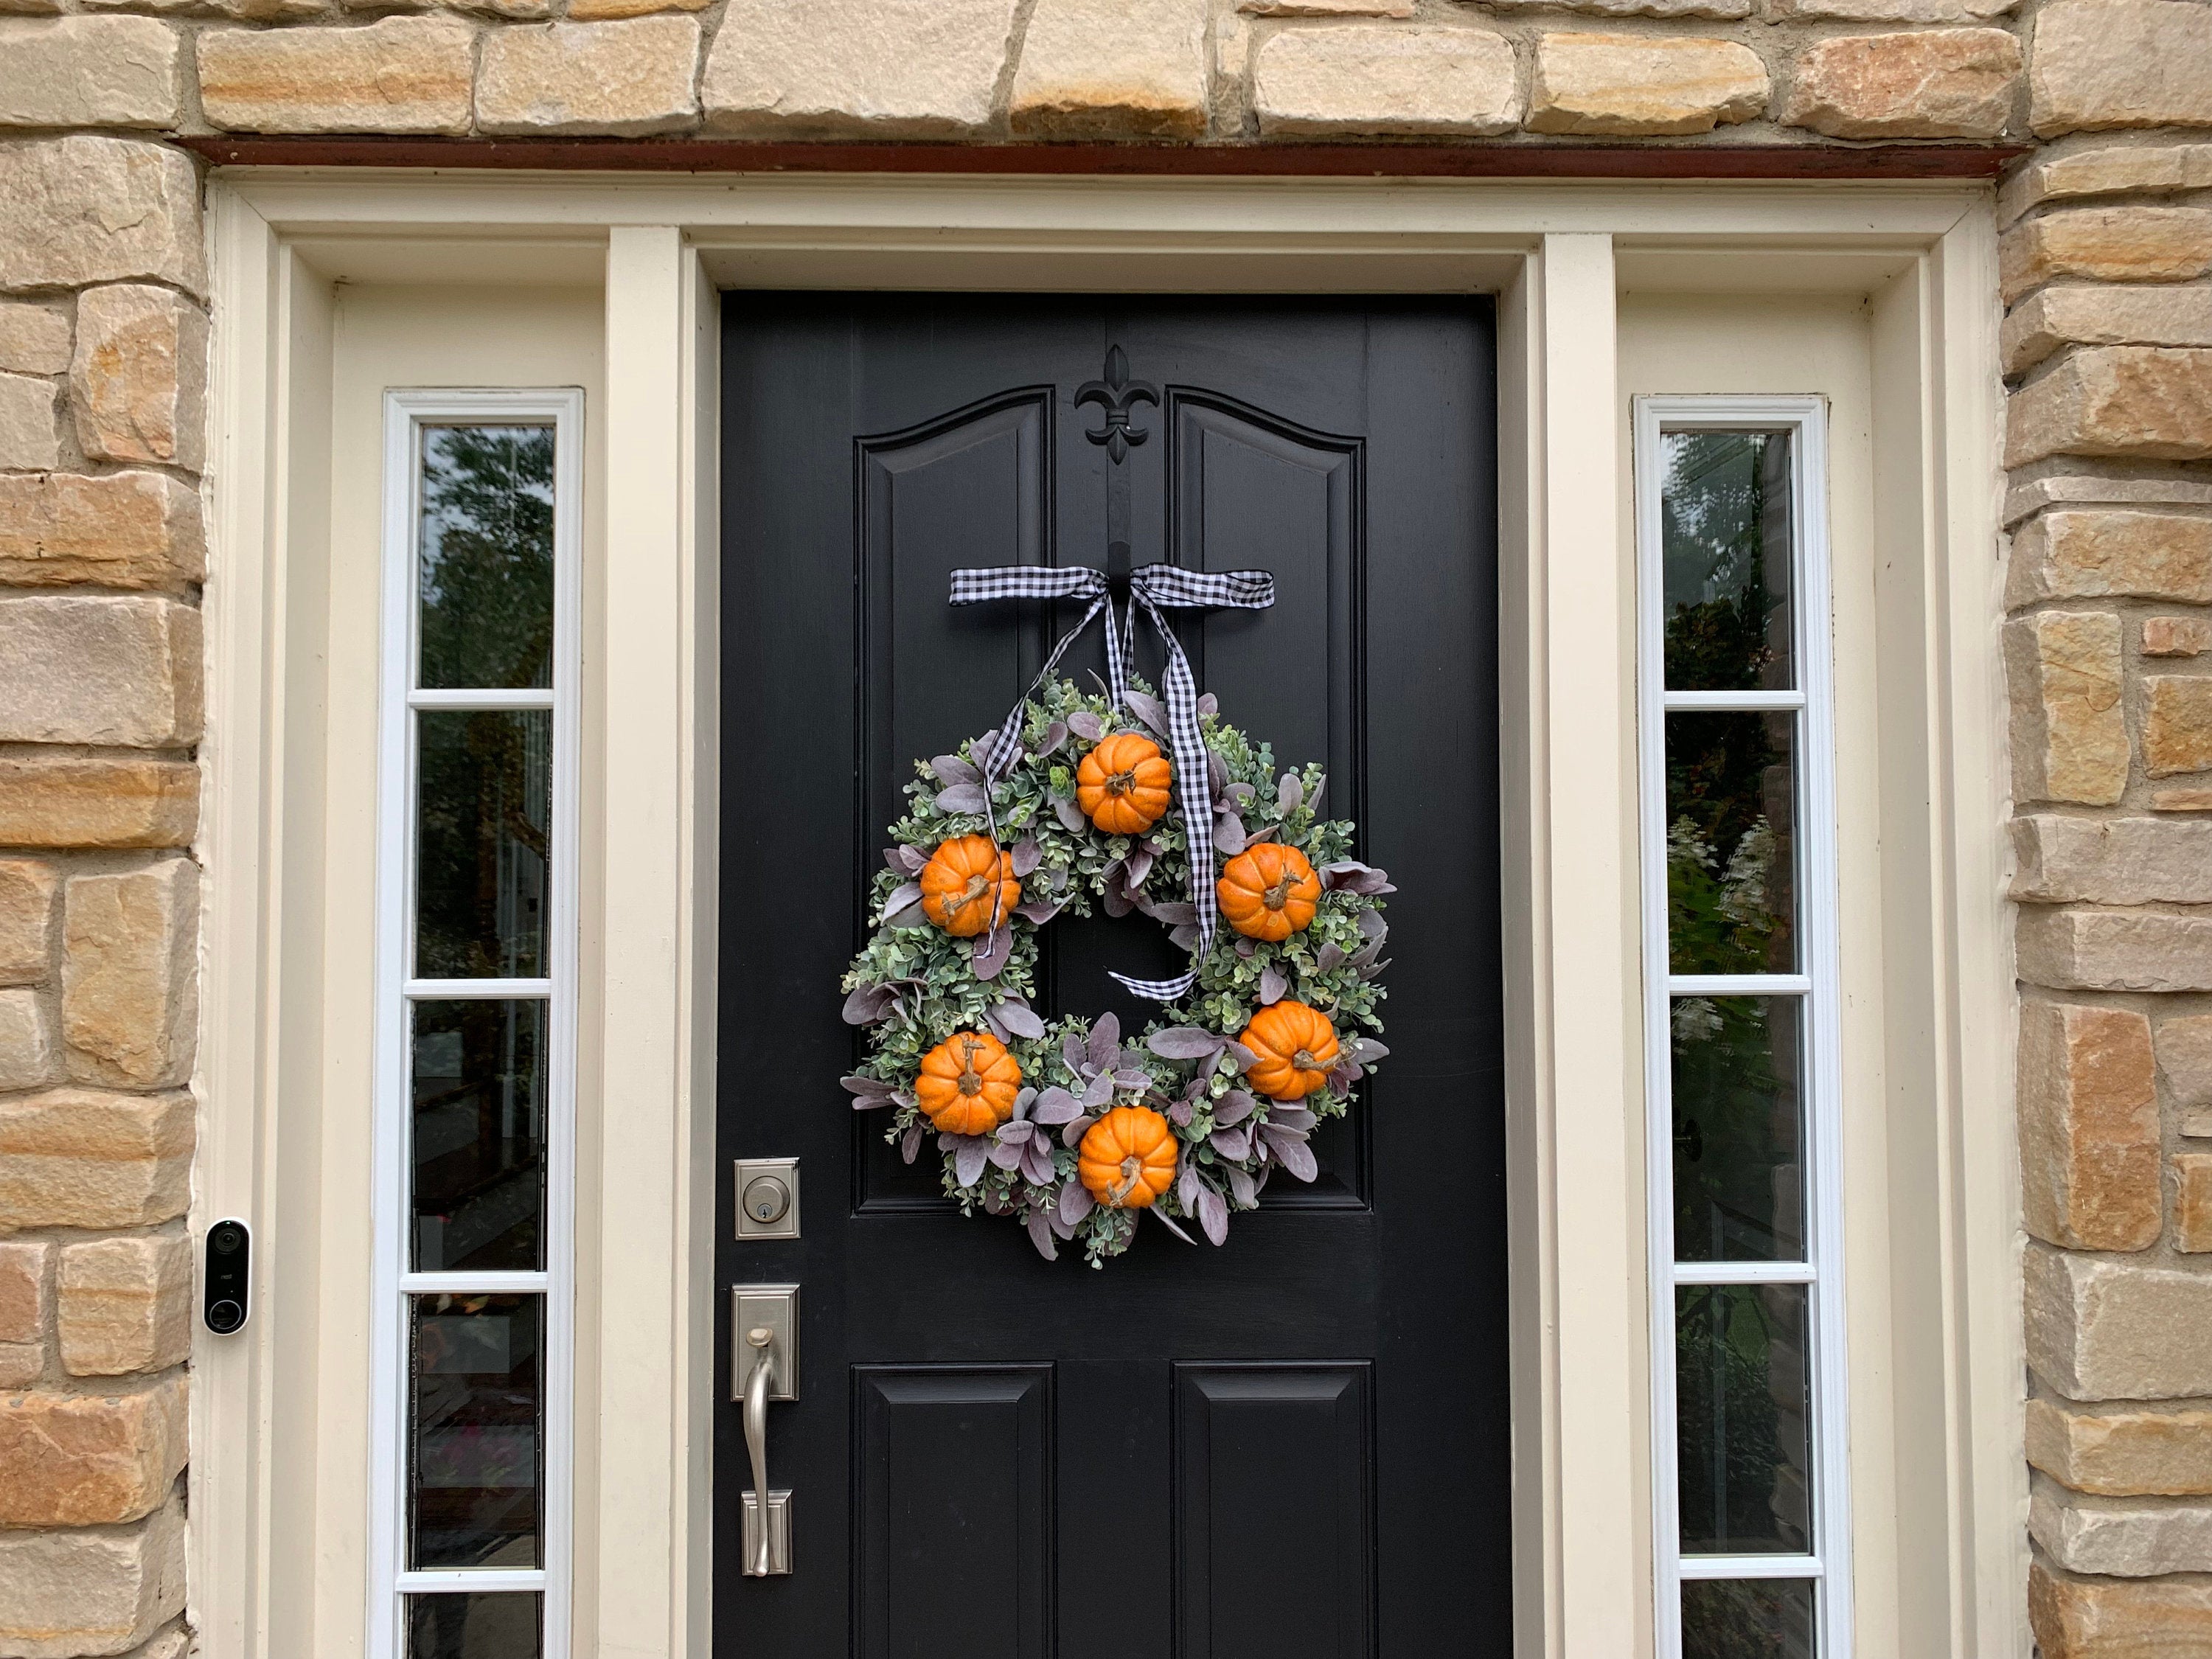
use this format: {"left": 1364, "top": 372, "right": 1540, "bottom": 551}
{"left": 175, "top": 135, "right": 2024, "bottom": 180}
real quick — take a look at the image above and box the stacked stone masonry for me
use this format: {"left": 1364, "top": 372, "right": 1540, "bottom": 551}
{"left": 1, "top": 0, "right": 2211, "bottom": 1652}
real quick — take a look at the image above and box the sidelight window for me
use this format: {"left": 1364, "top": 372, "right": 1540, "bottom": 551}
{"left": 372, "top": 392, "right": 582, "bottom": 1659}
{"left": 1635, "top": 398, "right": 1851, "bottom": 1659}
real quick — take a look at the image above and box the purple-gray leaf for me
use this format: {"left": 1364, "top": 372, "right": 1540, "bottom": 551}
{"left": 1234, "top": 936, "right": 1257, "bottom": 959}
{"left": 841, "top": 985, "right": 899, "bottom": 1027}
{"left": 1278, "top": 772, "right": 1303, "bottom": 813}
{"left": 1197, "top": 1186, "right": 1229, "bottom": 1245}
{"left": 1062, "top": 1032, "right": 1088, "bottom": 1071}
{"left": 1269, "top": 1106, "right": 1318, "bottom": 1133}
{"left": 841, "top": 1072, "right": 897, "bottom": 1099}
{"left": 1206, "top": 749, "right": 1228, "bottom": 797}
{"left": 1058, "top": 1178, "right": 1094, "bottom": 1228}
{"left": 1149, "top": 900, "right": 1197, "bottom": 927}
{"left": 1197, "top": 692, "right": 1218, "bottom": 719}
{"left": 1124, "top": 844, "right": 1155, "bottom": 889}
{"left": 884, "top": 900, "right": 929, "bottom": 931}
{"left": 1150, "top": 1207, "right": 1198, "bottom": 1245}
{"left": 998, "top": 1119, "right": 1034, "bottom": 1145}
{"left": 951, "top": 1137, "right": 990, "bottom": 1189}
{"left": 1087, "top": 1012, "right": 1121, "bottom": 1069}
{"left": 1209, "top": 1124, "right": 1252, "bottom": 1161}
{"left": 1030, "top": 720, "right": 1068, "bottom": 759}
{"left": 1033, "top": 1087, "right": 1083, "bottom": 1125}
{"left": 1349, "top": 940, "right": 1385, "bottom": 971}
{"left": 931, "top": 754, "right": 981, "bottom": 787}
{"left": 900, "top": 1123, "right": 924, "bottom": 1164}
{"left": 1112, "top": 1068, "right": 1152, "bottom": 1091}
{"left": 1225, "top": 1041, "right": 1259, "bottom": 1075}
{"left": 1307, "top": 774, "right": 1326, "bottom": 812}
{"left": 1178, "top": 1161, "right": 1200, "bottom": 1208}
{"left": 1010, "top": 835, "right": 1043, "bottom": 877}
{"left": 1149, "top": 1027, "right": 1226, "bottom": 1060}
{"left": 1225, "top": 1164, "right": 1257, "bottom": 1207}
{"left": 1100, "top": 880, "right": 1135, "bottom": 918}
{"left": 1062, "top": 1117, "right": 1091, "bottom": 1148}
{"left": 877, "top": 880, "right": 922, "bottom": 921}
{"left": 1225, "top": 781, "right": 1256, "bottom": 807}
{"left": 1171, "top": 925, "right": 1200, "bottom": 951}
{"left": 1026, "top": 1214, "right": 1057, "bottom": 1260}
{"left": 1261, "top": 1126, "right": 1318, "bottom": 1183}
{"left": 1326, "top": 1063, "right": 1361, "bottom": 1093}
{"left": 1244, "top": 826, "right": 1278, "bottom": 846}
{"left": 1360, "top": 956, "right": 1391, "bottom": 982}
{"left": 883, "top": 846, "right": 917, "bottom": 874}
{"left": 1213, "top": 1089, "right": 1255, "bottom": 1127}
{"left": 1067, "top": 710, "right": 1106, "bottom": 742}
{"left": 1168, "top": 1098, "right": 1194, "bottom": 1127}
{"left": 1014, "top": 898, "right": 1065, "bottom": 925}
{"left": 1214, "top": 813, "right": 1248, "bottom": 855}
{"left": 970, "top": 729, "right": 1000, "bottom": 762}
{"left": 971, "top": 928, "right": 1012, "bottom": 981}
{"left": 1124, "top": 689, "right": 1169, "bottom": 736}
{"left": 1054, "top": 795, "right": 1088, "bottom": 833}
{"left": 1357, "top": 911, "right": 1388, "bottom": 945}
{"left": 988, "top": 1140, "right": 1023, "bottom": 1171}
{"left": 1349, "top": 1037, "right": 1391, "bottom": 1063}
{"left": 1082, "top": 1071, "right": 1117, "bottom": 1110}
{"left": 935, "top": 782, "right": 989, "bottom": 815}
{"left": 1321, "top": 860, "right": 1395, "bottom": 895}
{"left": 1316, "top": 942, "right": 1346, "bottom": 972}
{"left": 1258, "top": 964, "right": 1287, "bottom": 1006}
{"left": 1023, "top": 1137, "right": 1057, "bottom": 1186}
{"left": 993, "top": 999, "right": 1047, "bottom": 1040}
{"left": 982, "top": 1187, "right": 1009, "bottom": 1214}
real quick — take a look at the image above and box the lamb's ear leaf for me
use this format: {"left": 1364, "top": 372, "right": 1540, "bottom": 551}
{"left": 1054, "top": 796, "right": 1089, "bottom": 833}
{"left": 1010, "top": 835, "right": 1043, "bottom": 877}
{"left": 1225, "top": 1164, "right": 1257, "bottom": 1207}
{"left": 841, "top": 986, "right": 898, "bottom": 1027}
{"left": 1067, "top": 710, "right": 1107, "bottom": 742}
{"left": 993, "top": 999, "right": 1047, "bottom": 1040}
{"left": 1025, "top": 1214, "right": 1058, "bottom": 1261}
{"left": 1087, "top": 1012, "right": 1121, "bottom": 1068}
{"left": 1316, "top": 942, "right": 1346, "bottom": 972}
{"left": 970, "top": 928, "right": 1012, "bottom": 981}
{"left": 1257, "top": 964, "right": 1287, "bottom": 1006}
{"left": 883, "top": 900, "right": 928, "bottom": 931}
{"left": 900, "top": 1123, "right": 924, "bottom": 1164}
{"left": 1031, "top": 720, "right": 1068, "bottom": 759}
{"left": 1057, "top": 1179, "right": 1093, "bottom": 1227}
{"left": 931, "top": 754, "right": 981, "bottom": 787}
{"left": 1213, "top": 1088, "right": 1256, "bottom": 1127}
{"left": 1277, "top": 772, "right": 1303, "bottom": 813}
{"left": 935, "top": 782, "right": 990, "bottom": 815}
{"left": 1150, "top": 1208, "right": 1198, "bottom": 1246}
{"left": 1197, "top": 692, "right": 1218, "bottom": 719}
{"left": 1197, "top": 1186, "right": 1230, "bottom": 1246}
{"left": 952, "top": 1136, "right": 991, "bottom": 1189}
{"left": 1214, "top": 813, "right": 1248, "bottom": 855}
{"left": 1124, "top": 689, "right": 1169, "bottom": 737}
{"left": 1032, "top": 1087, "right": 1083, "bottom": 1124}
{"left": 1148, "top": 1027, "right": 1226, "bottom": 1060}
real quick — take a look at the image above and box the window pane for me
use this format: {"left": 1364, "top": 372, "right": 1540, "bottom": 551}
{"left": 1666, "top": 712, "right": 1795, "bottom": 975}
{"left": 416, "top": 711, "right": 552, "bottom": 979}
{"left": 406, "top": 1593, "right": 542, "bottom": 1659}
{"left": 1661, "top": 430, "right": 1794, "bottom": 692}
{"left": 418, "top": 425, "right": 556, "bottom": 691}
{"left": 1681, "top": 1578, "right": 1815, "bottom": 1659}
{"left": 411, "top": 1001, "right": 547, "bottom": 1273}
{"left": 409, "top": 1294, "right": 541, "bottom": 1569}
{"left": 1676, "top": 1283, "right": 1812, "bottom": 1554}
{"left": 1672, "top": 997, "right": 1804, "bottom": 1263}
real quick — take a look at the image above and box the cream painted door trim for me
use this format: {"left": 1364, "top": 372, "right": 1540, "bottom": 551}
{"left": 196, "top": 173, "right": 2014, "bottom": 1659}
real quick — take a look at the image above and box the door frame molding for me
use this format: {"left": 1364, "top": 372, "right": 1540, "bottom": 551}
{"left": 196, "top": 171, "right": 2014, "bottom": 1659}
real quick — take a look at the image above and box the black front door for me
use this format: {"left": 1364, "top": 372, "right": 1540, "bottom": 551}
{"left": 717, "top": 295, "right": 1505, "bottom": 1656}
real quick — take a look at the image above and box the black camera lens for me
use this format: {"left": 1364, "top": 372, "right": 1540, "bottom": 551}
{"left": 206, "top": 1299, "right": 245, "bottom": 1334}
{"left": 211, "top": 1223, "right": 243, "bottom": 1255}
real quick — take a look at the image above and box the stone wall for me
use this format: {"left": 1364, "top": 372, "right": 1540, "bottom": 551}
{"left": 0, "top": 0, "right": 2209, "bottom": 1654}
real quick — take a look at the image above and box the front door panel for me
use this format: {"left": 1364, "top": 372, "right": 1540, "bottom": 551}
{"left": 718, "top": 295, "right": 1505, "bottom": 1655}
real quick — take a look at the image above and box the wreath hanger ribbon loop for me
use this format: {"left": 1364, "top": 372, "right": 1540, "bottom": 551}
{"left": 947, "top": 562, "right": 1276, "bottom": 1000}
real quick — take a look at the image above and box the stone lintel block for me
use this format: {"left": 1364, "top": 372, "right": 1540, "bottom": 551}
{"left": 2018, "top": 908, "right": 2212, "bottom": 994}
{"left": 1009, "top": 0, "right": 1209, "bottom": 140}
{"left": 1782, "top": 27, "right": 2020, "bottom": 140}
{"left": 0, "top": 304, "right": 71, "bottom": 378}
{"left": 702, "top": 0, "right": 1020, "bottom": 139}
{"left": 2004, "top": 611, "right": 2128, "bottom": 805}
{"left": 2011, "top": 509, "right": 2212, "bottom": 607}
{"left": 0, "top": 1492, "right": 184, "bottom": 1659}
{"left": 71, "top": 286, "right": 208, "bottom": 473}
{"left": 0, "top": 990, "right": 58, "bottom": 1095}
{"left": 2028, "top": 1240, "right": 2212, "bottom": 1398}
{"left": 1773, "top": 0, "right": 2011, "bottom": 18}
{"left": 2031, "top": 0, "right": 2212, "bottom": 138}
{"left": 0, "top": 16, "right": 181, "bottom": 130}
{"left": 0, "top": 138, "right": 204, "bottom": 298}
{"left": 0, "top": 472, "right": 206, "bottom": 591}
{"left": 2178, "top": 1152, "right": 2212, "bottom": 1253}
{"left": 0, "top": 374, "right": 59, "bottom": 473}
{"left": 2013, "top": 815, "right": 2212, "bottom": 905}
{"left": 0, "top": 1089, "right": 193, "bottom": 1234}
{"left": 2163, "top": 1013, "right": 2212, "bottom": 1110}
{"left": 2003, "top": 142, "right": 2212, "bottom": 226}
{"left": 1527, "top": 32, "right": 1768, "bottom": 136}
{"left": 0, "top": 863, "right": 58, "bottom": 987}
{"left": 1253, "top": 24, "right": 1520, "bottom": 138}
{"left": 61, "top": 860, "right": 198, "bottom": 1091}
{"left": 0, "top": 760, "right": 198, "bottom": 852}
{"left": 2016, "top": 999, "right": 2159, "bottom": 1251}
{"left": 2031, "top": 1395, "right": 2212, "bottom": 1495}
{"left": 0, "top": 597, "right": 202, "bottom": 748}
{"left": 198, "top": 17, "right": 476, "bottom": 135}
{"left": 0, "top": 1240, "right": 46, "bottom": 1346}
{"left": 56, "top": 1234, "right": 191, "bottom": 1378}
{"left": 2146, "top": 616, "right": 2212, "bottom": 657}
{"left": 2004, "top": 285, "right": 2212, "bottom": 376}
{"left": 2008, "top": 347, "right": 2212, "bottom": 466}
{"left": 2001, "top": 207, "right": 2212, "bottom": 305}
{"left": 1483, "top": 0, "right": 1750, "bottom": 18}
{"left": 2032, "top": 1474, "right": 2212, "bottom": 1576}
{"left": 0, "top": 1374, "right": 187, "bottom": 1528}
{"left": 2144, "top": 675, "right": 2212, "bottom": 777}
{"left": 476, "top": 17, "right": 702, "bottom": 136}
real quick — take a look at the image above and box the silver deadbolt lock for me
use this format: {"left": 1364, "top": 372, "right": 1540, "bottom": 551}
{"left": 734, "top": 1158, "right": 800, "bottom": 1239}
{"left": 744, "top": 1176, "right": 790, "bottom": 1225}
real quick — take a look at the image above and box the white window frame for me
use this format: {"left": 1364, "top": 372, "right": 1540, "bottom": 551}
{"left": 369, "top": 388, "right": 585, "bottom": 1659}
{"left": 1635, "top": 394, "right": 1853, "bottom": 1659}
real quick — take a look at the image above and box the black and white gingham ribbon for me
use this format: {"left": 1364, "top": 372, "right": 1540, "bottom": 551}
{"left": 950, "top": 562, "right": 1276, "bottom": 1000}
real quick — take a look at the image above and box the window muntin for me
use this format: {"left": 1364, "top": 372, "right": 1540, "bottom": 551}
{"left": 375, "top": 395, "right": 580, "bottom": 1659}
{"left": 1638, "top": 400, "right": 1850, "bottom": 1659}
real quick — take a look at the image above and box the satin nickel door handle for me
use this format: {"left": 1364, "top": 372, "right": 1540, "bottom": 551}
{"left": 732, "top": 1284, "right": 796, "bottom": 1576}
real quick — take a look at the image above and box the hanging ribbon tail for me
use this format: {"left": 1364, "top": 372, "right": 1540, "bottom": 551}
{"left": 948, "top": 562, "right": 1276, "bottom": 1002}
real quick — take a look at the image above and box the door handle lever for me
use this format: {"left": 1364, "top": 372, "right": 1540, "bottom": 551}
{"left": 742, "top": 1329, "right": 783, "bottom": 1576}
{"left": 733, "top": 1284, "right": 796, "bottom": 1576}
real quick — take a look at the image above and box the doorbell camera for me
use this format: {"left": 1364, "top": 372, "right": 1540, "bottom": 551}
{"left": 203, "top": 1218, "right": 251, "bottom": 1335}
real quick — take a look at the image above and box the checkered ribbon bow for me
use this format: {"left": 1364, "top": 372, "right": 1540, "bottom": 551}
{"left": 949, "top": 561, "right": 1276, "bottom": 1001}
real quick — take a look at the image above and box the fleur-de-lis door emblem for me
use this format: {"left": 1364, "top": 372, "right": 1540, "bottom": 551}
{"left": 1076, "top": 345, "right": 1161, "bottom": 465}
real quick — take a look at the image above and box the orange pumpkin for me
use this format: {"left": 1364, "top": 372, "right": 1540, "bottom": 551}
{"left": 914, "top": 1031, "right": 1023, "bottom": 1136}
{"left": 1075, "top": 732, "right": 1172, "bottom": 835}
{"left": 1238, "top": 1000, "right": 1340, "bottom": 1101}
{"left": 918, "top": 835, "right": 1020, "bottom": 937}
{"left": 1216, "top": 843, "right": 1322, "bottom": 942}
{"left": 1077, "top": 1105, "right": 1178, "bottom": 1209}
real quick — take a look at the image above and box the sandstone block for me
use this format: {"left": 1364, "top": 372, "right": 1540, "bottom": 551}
{"left": 2003, "top": 286, "right": 2212, "bottom": 375}
{"left": 0, "top": 374, "right": 58, "bottom": 473}
{"left": 2027, "top": 1241, "right": 2212, "bottom": 1397}
{"left": 1527, "top": 32, "right": 1767, "bottom": 136}
{"left": 2031, "top": 1397, "right": 2212, "bottom": 1495}
{"left": 2012, "top": 815, "right": 2212, "bottom": 904}
{"left": 0, "top": 1090, "right": 192, "bottom": 1232}
{"left": 2008, "top": 347, "right": 2212, "bottom": 465}
{"left": 0, "top": 139, "right": 203, "bottom": 298}
{"left": 2001, "top": 208, "right": 2212, "bottom": 305}
{"left": 2031, "top": 1560, "right": 2212, "bottom": 1658}
{"left": 0, "top": 1375, "right": 186, "bottom": 1528}
{"left": 1782, "top": 28, "right": 2019, "bottom": 139}
{"left": 1772, "top": 0, "right": 2011, "bottom": 18}
{"left": 1242, "top": 0, "right": 1413, "bottom": 13}
{"left": 1254, "top": 24, "right": 1519, "bottom": 136}
{"left": 2144, "top": 675, "right": 2212, "bottom": 776}
{"left": 0, "top": 991, "right": 58, "bottom": 1095}
{"left": 0, "top": 306, "right": 69, "bottom": 378}
{"left": 198, "top": 17, "right": 473, "bottom": 135}
{"left": 2017, "top": 999, "right": 2160, "bottom": 1250}
{"left": 2179, "top": 1152, "right": 2212, "bottom": 1252}
{"left": 71, "top": 287, "right": 207, "bottom": 473}
{"left": 2162, "top": 1014, "right": 2212, "bottom": 1109}
{"left": 2005, "top": 611, "right": 2128, "bottom": 804}
{"left": 0, "top": 1242, "right": 44, "bottom": 1345}
{"left": 2146, "top": 616, "right": 2212, "bottom": 657}
{"left": 62, "top": 861, "right": 197, "bottom": 1091}
{"left": 0, "top": 473, "right": 206, "bottom": 591}
{"left": 1483, "top": 0, "right": 1750, "bottom": 17}
{"left": 1010, "top": 0, "right": 1208, "bottom": 139}
{"left": 703, "top": 0, "right": 1020, "bottom": 138}
{"left": 0, "top": 761, "right": 198, "bottom": 852}
{"left": 2009, "top": 510, "right": 2212, "bottom": 607}
{"left": 565, "top": 0, "right": 699, "bottom": 18}
{"left": 0, "top": 1347, "right": 40, "bottom": 1388}
{"left": 2003, "top": 142, "right": 2212, "bottom": 225}
{"left": 0, "top": 17, "right": 180, "bottom": 128}
{"left": 2017, "top": 908, "right": 2212, "bottom": 993}
{"left": 2032, "top": 1477, "right": 2212, "bottom": 1575}
{"left": 0, "top": 864, "right": 56, "bottom": 988}
{"left": 57, "top": 1234, "right": 190, "bottom": 1378}
{"left": 2154, "top": 787, "right": 2212, "bottom": 812}
{"left": 0, "top": 598, "right": 202, "bottom": 749}
{"left": 0, "top": 1493, "right": 183, "bottom": 1659}
{"left": 477, "top": 18, "right": 700, "bottom": 136}
{"left": 341, "top": 0, "right": 546, "bottom": 15}
{"left": 2031, "top": 0, "right": 2212, "bottom": 137}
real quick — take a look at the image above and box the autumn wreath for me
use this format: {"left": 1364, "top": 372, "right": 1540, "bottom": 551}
{"left": 839, "top": 673, "right": 1393, "bottom": 1266}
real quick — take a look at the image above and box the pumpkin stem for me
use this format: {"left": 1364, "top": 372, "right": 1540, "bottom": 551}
{"left": 1106, "top": 768, "right": 1136, "bottom": 799}
{"left": 1109, "top": 1154, "right": 1143, "bottom": 1205}
{"left": 1292, "top": 1048, "right": 1320, "bottom": 1071}
{"left": 1262, "top": 874, "right": 1291, "bottom": 911}
{"left": 958, "top": 873, "right": 991, "bottom": 906}
{"left": 956, "top": 1037, "right": 984, "bottom": 1097}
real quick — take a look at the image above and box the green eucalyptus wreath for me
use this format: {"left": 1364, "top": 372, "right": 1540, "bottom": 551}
{"left": 839, "top": 674, "right": 1394, "bottom": 1267}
